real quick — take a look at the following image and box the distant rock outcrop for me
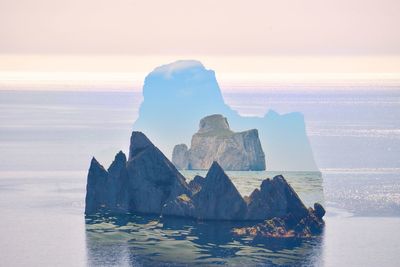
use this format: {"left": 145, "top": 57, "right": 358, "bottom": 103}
{"left": 172, "top": 114, "right": 266, "bottom": 171}
{"left": 133, "top": 60, "right": 318, "bottom": 171}
{"left": 171, "top": 144, "right": 189, "bottom": 170}
{"left": 86, "top": 131, "right": 325, "bottom": 238}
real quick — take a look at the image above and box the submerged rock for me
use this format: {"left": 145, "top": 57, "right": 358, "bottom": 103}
{"left": 172, "top": 114, "right": 266, "bottom": 171}
{"left": 233, "top": 205, "right": 325, "bottom": 239}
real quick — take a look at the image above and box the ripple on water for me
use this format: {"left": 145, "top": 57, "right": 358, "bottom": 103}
{"left": 85, "top": 214, "right": 324, "bottom": 266}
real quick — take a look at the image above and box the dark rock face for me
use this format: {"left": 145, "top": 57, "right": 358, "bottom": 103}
{"left": 233, "top": 206, "right": 325, "bottom": 239}
{"left": 163, "top": 162, "right": 247, "bottom": 220}
{"left": 85, "top": 131, "right": 324, "bottom": 237}
{"left": 172, "top": 114, "right": 266, "bottom": 171}
{"left": 85, "top": 131, "right": 190, "bottom": 215}
{"left": 162, "top": 193, "right": 197, "bottom": 218}
{"left": 85, "top": 152, "right": 129, "bottom": 214}
{"left": 198, "top": 114, "right": 230, "bottom": 133}
{"left": 126, "top": 132, "right": 190, "bottom": 214}
{"left": 188, "top": 175, "right": 205, "bottom": 194}
{"left": 246, "top": 175, "right": 309, "bottom": 221}
{"left": 313, "top": 203, "right": 326, "bottom": 219}
{"left": 192, "top": 162, "right": 248, "bottom": 220}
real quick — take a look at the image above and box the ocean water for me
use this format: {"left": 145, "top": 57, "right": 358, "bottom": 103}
{"left": 0, "top": 88, "right": 399, "bottom": 266}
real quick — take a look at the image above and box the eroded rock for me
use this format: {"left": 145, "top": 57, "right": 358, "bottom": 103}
{"left": 85, "top": 131, "right": 325, "bottom": 237}
{"left": 246, "top": 175, "right": 309, "bottom": 221}
{"left": 172, "top": 114, "right": 266, "bottom": 171}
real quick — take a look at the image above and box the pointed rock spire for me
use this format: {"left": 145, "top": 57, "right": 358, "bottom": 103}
{"left": 129, "top": 131, "right": 154, "bottom": 160}
{"left": 246, "top": 175, "right": 308, "bottom": 221}
{"left": 193, "top": 161, "right": 247, "bottom": 220}
{"left": 107, "top": 151, "right": 127, "bottom": 175}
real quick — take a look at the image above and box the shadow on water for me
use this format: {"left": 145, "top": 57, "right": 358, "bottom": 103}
{"left": 85, "top": 213, "right": 324, "bottom": 266}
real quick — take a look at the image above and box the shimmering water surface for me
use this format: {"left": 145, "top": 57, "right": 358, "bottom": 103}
{"left": 0, "top": 89, "right": 399, "bottom": 266}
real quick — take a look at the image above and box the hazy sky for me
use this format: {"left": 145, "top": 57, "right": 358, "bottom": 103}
{"left": 0, "top": 0, "right": 399, "bottom": 89}
{"left": 1, "top": 0, "right": 399, "bottom": 55}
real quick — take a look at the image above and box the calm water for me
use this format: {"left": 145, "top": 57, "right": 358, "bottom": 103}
{"left": 0, "top": 88, "right": 399, "bottom": 266}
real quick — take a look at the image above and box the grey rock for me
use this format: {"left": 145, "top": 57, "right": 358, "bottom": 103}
{"left": 246, "top": 175, "right": 309, "bottom": 221}
{"left": 85, "top": 152, "right": 129, "bottom": 214}
{"left": 188, "top": 175, "right": 205, "bottom": 194}
{"left": 163, "top": 162, "right": 248, "bottom": 220}
{"left": 313, "top": 202, "right": 326, "bottom": 219}
{"left": 172, "top": 114, "right": 266, "bottom": 171}
{"left": 162, "top": 194, "right": 197, "bottom": 218}
{"left": 85, "top": 157, "right": 109, "bottom": 214}
{"left": 126, "top": 132, "right": 191, "bottom": 215}
{"left": 192, "top": 161, "right": 247, "bottom": 220}
{"left": 85, "top": 131, "right": 323, "bottom": 235}
{"left": 85, "top": 131, "right": 190, "bottom": 215}
{"left": 233, "top": 206, "right": 325, "bottom": 239}
{"left": 171, "top": 144, "right": 189, "bottom": 169}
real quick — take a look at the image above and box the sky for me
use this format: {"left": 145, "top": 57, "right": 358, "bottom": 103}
{"left": 0, "top": 0, "right": 400, "bottom": 90}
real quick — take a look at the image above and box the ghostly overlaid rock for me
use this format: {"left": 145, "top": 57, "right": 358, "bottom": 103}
{"left": 133, "top": 60, "right": 318, "bottom": 171}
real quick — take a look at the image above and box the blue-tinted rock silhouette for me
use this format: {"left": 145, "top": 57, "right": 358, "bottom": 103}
{"left": 133, "top": 60, "right": 317, "bottom": 171}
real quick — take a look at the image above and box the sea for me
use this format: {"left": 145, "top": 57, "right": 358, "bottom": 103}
{"left": 0, "top": 87, "right": 399, "bottom": 266}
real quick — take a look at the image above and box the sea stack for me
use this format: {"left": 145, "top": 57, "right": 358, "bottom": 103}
{"left": 133, "top": 60, "right": 318, "bottom": 171}
{"left": 172, "top": 114, "right": 266, "bottom": 171}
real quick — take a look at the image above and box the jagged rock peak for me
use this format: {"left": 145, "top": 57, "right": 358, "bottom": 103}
{"left": 89, "top": 157, "right": 106, "bottom": 172}
{"left": 107, "top": 151, "right": 127, "bottom": 176}
{"left": 206, "top": 161, "right": 228, "bottom": 179}
{"left": 198, "top": 114, "right": 231, "bottom": 134}
{"left": 129, "top": 131, "right": 154, "bottom": 160}
{"left": 246, "top": 174, "right": 309, "bottom": 221}
{"left": 192, "top": 161, "right": 247, "bottom": 220}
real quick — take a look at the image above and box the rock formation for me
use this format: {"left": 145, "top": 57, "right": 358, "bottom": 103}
{"left": 246, "top": 175, "right": 309, "bottom": 221}
{"left": 86, "top": 131, "right": 325, "bottom": 237}
{"left": 233, "top": 203, "right": 326, "bottom": 238}
{"left": 172, "top": 114, "right": 266, "bottom": 171}
{"left": 171, "top": 144, "right": 189, "bottom": 170}
{"left": 133, "top": 60, "right": 318, "bottom": 171}
{"left": 192, "top": 162, "right": 248, "bottom": 220}
{"left": 85, "top": 131, "right": 190, "bottom": 215}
